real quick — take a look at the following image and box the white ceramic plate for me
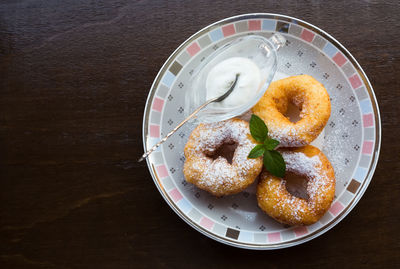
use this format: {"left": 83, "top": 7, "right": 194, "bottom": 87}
{"left": 142, "top": 14, "right": 381, "bottom": 249}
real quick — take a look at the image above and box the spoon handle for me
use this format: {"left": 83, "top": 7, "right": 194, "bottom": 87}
{"left": 138, "top": 98, "right": 214, "bottom": 162}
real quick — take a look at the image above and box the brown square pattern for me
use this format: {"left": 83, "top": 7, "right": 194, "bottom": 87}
{"left": 347, "top": 179, "right": 361, "bottom": 194}
{"left": 225, "top": 228, "right": 240, "bottom": 240}
{"left": 169, "top": 61, "right": 183, "bottom": 76}
{"left": 276, "top": 21, "right": 289, "bottom": 33}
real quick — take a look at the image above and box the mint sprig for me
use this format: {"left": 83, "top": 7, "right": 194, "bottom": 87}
{"left": 249, "top": 114, "right": 268, "bottom": 142}
{"left": 263, "top": 150, "right": 286, "bottom": 178}
{"left": 247, "top": 114, "right": 286, "bottom": 178}
{"left": 248, "top": 144, "right": 265, "bottom": 158}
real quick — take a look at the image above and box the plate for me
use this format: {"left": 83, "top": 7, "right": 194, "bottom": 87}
{"left": 142, "top": 14, "right": 381, "bottom": 249}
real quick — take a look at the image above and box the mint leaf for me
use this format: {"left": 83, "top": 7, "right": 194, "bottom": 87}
{"left": 264, "top": 138, "right": 280, "bottom": 150}
{"left": 247, "top": 114, "right": 286, "bottom": 176}
{"left": 248, "top": 144, "right": 265, "bottom": 158}
{"left": 249, "top": 114, "right": 268, "bottom": 143}
{"left": 263, "top": 150, "right": 286, "bottom": 178}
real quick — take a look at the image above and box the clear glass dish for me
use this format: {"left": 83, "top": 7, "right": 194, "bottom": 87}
{"left": 184, "top": 33, "right": 285, "bottom": 123}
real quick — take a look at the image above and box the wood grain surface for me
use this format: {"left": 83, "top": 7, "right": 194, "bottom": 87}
{"left": 1, "top": 0, "right": 399, "bottom": 268}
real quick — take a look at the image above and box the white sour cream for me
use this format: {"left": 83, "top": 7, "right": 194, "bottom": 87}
{"left": 206, "top": 57, "right": 261, "bottom": 108}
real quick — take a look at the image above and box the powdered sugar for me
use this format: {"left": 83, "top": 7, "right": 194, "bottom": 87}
{"left": 270, "top": 124, "right": 308, "bottom": 147}
{"left": 259, "top": 149, "right": 335, "bottom": 224}
{"left": 282, "top": 152, "right": 322, "bottom": 180}
{"left": 185, "top": 119, "right": 261, "bottom": 194}
{"left": 281, "top": 151, "right": 329, "bottom": 201}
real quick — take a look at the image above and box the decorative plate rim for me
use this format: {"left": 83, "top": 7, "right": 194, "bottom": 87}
{"left": 142, "top": 13, "right": 381, "bottom": 250}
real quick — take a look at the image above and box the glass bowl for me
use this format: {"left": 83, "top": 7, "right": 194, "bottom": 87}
{"left": 184, "top": 34, "right": 285, "bottom": 123}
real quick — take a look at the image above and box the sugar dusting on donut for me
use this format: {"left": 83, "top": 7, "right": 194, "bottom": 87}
{"left": 263, "top": 150, "right": 327, "bottom": 222}
{"left": 270, "top": 125, "right": 307, "bottom": 147}
{"left": 191, "top": 120, "right": 258, "bottom": 188}
{"left": 252, "top": 75, "right": 331, "bottom": 147}
{"left": 257, "top": 146, "right": 336, "bottom": 225}
{"left": 184, "top": 119, "right": 263, "bottom": 196}
{"left": 281, "top": 151, "right": 330, "bottom": 203}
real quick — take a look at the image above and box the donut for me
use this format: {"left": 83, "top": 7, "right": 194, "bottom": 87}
{"left": 184, "top": 118, "right": 263, "bottom": 197}
{"left": 252, "top": 75, "right": 331, "bottom": 147}
{"left": 257, "top": 145, "right": 335, "bottom": 226}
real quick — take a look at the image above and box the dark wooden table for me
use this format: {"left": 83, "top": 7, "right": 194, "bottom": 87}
{"left": 1, "top": 0, "right": 399, "bottom": 268}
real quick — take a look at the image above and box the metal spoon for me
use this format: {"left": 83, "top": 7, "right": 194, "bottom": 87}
{"left": 139, "top": 73, "right": 240, "bottom": 162}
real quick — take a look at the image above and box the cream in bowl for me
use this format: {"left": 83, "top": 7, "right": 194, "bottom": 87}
{"left": 185, "top": 34, "right": 285, "bottom": 123}
{"left": 205, "top": 57, "right": 261, "bottom": 108}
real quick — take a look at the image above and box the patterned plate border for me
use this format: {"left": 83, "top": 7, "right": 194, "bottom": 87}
{"left": 142, "top": 14, "right": 381, "bottom": 249}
